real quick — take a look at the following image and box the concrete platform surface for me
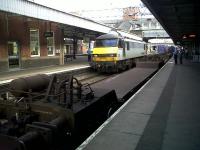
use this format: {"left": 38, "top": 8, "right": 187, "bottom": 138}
{"left": 78, "top": 59, "right": 200, "bottom": 150}
{"left": 0, "top": 57, "right": 89, "bottom": 85}
{"left": 91, "top": 67, "right": 157, "bottom": 100}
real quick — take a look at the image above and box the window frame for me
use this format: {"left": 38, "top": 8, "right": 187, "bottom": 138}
{"left": 30, "top": 28, "right": 40, "bottom": 57}
{"left": 46, "top": 31, "right": 55, "bottom": 56}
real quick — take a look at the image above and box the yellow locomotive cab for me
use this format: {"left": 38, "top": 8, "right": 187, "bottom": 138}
{"left": 93, "top": 47, "right": 118, "bottom": 54}
{"left": 93, "top": 57, "right": 118, "bottom": 62}
{"left": 92, "top": 47, "right": 118, "bottom": 62}
{"left": 90, "top": 32, "right": 145, "bottom": 72}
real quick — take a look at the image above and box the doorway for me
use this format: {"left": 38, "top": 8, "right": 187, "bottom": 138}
{"left": 64, "top": 44, "right": 73, "bottom": 55}
{"left": 8, "top": 41, "right": 20, "bottom": 69}
{"left": 64, "top": 44, "right": 74, "bottom": 62}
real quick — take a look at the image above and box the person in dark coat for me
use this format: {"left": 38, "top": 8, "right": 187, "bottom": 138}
{"left": 173, "top": 47, "right": 178, "bottom": 64}
{"left": 179, "top": 48, "right": 184, "bottom": 64}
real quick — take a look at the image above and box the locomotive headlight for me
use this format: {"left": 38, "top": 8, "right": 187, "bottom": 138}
{"left": 109, "top": 54, "right": 117, "bottom": 57}
{"left": 93, "top": 54, "right": 98, "bottom": 57}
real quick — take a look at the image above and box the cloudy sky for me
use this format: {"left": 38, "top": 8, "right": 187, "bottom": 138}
{"left": 32, "top": 0, "right": 142, "bottom": 12}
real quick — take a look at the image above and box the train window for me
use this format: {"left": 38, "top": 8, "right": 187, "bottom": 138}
{"left": 118, "top": 39, "right": 124, "bottom": 48}
{"left": 125, "top": 42, "right": 130, "bottom": 50}
{"left": 95, "top": 39, "right": 118, "bottom": 47}
{"left": 152, "top": 46, "right": 156, "bottom": 50}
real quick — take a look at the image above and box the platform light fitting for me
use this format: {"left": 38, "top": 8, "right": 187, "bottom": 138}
{"left": 182, "top": 35, "right": 187, "bottom": 39}
{"left": 188, "top": 34, "right": 196, "bottom": 38}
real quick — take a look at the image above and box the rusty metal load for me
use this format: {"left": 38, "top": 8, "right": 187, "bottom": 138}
{"left": 9, "top": 74, "right": 50, "bottom": 97}
{"left": 7, "top": 73, "right": 95, "bottom": 105}
{"left": 0, "top": 72, "right": 120, "bottom": 150}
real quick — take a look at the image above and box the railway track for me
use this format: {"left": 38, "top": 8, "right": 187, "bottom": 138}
{"left": 0, "top": 67, "right": 122, "bottom": 150}
{"left": 0, "top": 68, "right": 117, "bottom": 100}
{"left": 0, "top": 58, "right": 168, "bottom": 150}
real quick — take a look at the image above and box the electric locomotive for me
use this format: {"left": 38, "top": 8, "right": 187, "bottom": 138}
{"left": 90, "top": 31, "right": 146, "bottom": 72}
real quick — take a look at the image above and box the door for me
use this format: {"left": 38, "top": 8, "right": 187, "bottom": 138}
{"left": 8, "top": 41, "right": 20, "bottom": 69}
{"left": 123, "top": 42, "right": 129, "bottom": 57}
{"left": 64, "top": 44, "right": 73, "bottom": 55}
{"left": 64, "top": 44, "right": 74, "bottom": 62}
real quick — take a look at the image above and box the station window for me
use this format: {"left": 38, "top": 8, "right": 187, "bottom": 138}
{"left": 30, "top": 29, "right": 40, "bottom": 56}
{"left": 47, "top": 32, "right": 55, "bottom": 56}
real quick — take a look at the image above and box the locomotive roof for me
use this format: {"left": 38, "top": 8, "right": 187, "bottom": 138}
{"left": 96, "top": 32, "right": 143, "bottom": 42}
{"left": 96, "top": 34, "right": 119, "bottom": 40}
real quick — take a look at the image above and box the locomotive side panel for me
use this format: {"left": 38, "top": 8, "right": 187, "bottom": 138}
{"left": 124, "top": 39, "right": 146, "bottom": 60}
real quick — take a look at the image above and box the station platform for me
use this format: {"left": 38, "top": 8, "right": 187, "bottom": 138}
{"left": 78, "top": 58, "right": 200, "bottom": 150}
{"left": 0, "top": 56, "right": 89, "bottom": 85}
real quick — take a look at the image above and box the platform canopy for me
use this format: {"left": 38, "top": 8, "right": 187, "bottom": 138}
{"left": 141, "top": 0, "right": 200, "bottom": 45}
{"left": 0, "top": 0, "right": 145, "bottom": 41}
{"left": 0, "top": 0, "right": 111, "bottom": 37}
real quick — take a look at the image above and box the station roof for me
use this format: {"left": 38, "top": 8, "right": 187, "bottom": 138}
{"left": 141, "top": 0, "right": 200, "bottom": 45}
{"left": 0, "top": 0, "right": 111, "bottom": 38}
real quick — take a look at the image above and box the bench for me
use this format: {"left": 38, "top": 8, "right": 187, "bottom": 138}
{"left": 64, "top": 54, "right": 73, "bottom": 62}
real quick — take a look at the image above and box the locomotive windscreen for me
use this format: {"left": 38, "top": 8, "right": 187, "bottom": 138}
{"left": 95, "top": 39, "right": 118, "bottom": 47}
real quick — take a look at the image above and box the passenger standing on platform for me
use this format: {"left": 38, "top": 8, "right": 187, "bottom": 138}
{"left": 173, "top": 47, "right": 178, "bottom": 64}
{"left": 179, "top": 47, "right": 184, "bottom": 64}
{"left": 185, "top": 48, "right": 189, "bottom": 59}
{"left": 87, "top": 49, "right": 92, "bottom": 62}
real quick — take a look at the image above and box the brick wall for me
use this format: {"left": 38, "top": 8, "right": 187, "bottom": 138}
{"left": 0, "top": 12, "right": 62, "bottom": 71}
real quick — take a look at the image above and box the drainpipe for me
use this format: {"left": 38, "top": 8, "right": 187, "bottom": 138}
{"left": 60, "top": 27, "right": 64, "bottom": 65}
{"left": 73, "top": 38, "right": 77, "bottom": 59}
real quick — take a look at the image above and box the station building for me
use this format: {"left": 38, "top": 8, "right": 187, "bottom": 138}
{"left": 0, "top": 0, "right": 112, "bottom": 72}
{"left": 0, "top": 11, "right": 93, "bottom": 72}
{"left": 0, "top": 11, "right": 65, "bottom": 71}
